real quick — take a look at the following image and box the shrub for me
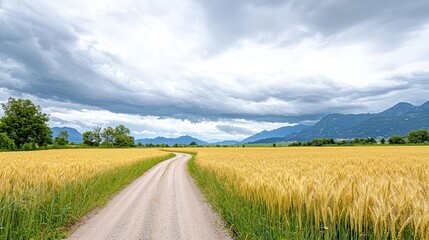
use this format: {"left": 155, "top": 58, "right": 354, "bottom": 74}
{"left": 389, "top": 136, "right": 405, "bottom": 144}
{"left": 408, "top": 130, "right": 429, "bottom": 144}
{"left": 21, "top": 142, "right": 38, "bottom": 151}
{"left": 0, "top": 133, "right": 16, "bottom": 150}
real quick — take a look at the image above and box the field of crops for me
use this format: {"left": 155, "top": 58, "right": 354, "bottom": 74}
{"left": 187, "top": 146, "right": 429, "bottom": 239}
{"left": 0, "top": 149, "right": 172, "bottom": 239}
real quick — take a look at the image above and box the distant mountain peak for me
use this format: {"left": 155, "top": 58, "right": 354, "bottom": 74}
{"left": 241, "top": 124, "right": 309, "bottom": 143}
{"left": 379, "top": 101, "right": 417, "bottom": 116}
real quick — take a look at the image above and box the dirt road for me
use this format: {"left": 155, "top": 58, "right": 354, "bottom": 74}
{"left": 67, "top": 153, "right": 232, "bottom": 240}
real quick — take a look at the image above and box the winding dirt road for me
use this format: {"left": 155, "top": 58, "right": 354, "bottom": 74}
{"left": 68, "top": 153, "right": 232, "bottom": 240}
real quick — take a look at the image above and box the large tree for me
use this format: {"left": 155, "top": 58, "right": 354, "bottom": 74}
{"left": 0, "top": 98, "right": 52, "bottom": 147}
{"left": 114, "top": 125, "right": 134, "bottom": 147}
{"left": 82, "top": 127, "right": 102, "bottom": 146}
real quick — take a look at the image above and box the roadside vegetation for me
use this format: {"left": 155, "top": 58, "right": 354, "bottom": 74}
{"left": 187, "top": 147, "right": 429, "bottom": 239}
{"left": 0, "top": 149, "right": 173, "bottom": 239}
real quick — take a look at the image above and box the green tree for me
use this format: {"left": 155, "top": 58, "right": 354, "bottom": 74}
{"left": 54, "top": 130, "right": 69, "bottom": 146}
{"left": 113, "top": 125, "right": 134, "bottom": 147}
{"left": 114, "top": 134, "right": 134, "bottom": 147}
{"left": 102, "top": 126, "right": 116, "bottom": 144}
{"left": 408, "top": 130, "right": 429, "bottom": 144}
{"left": 82, "top": 127, "right": 102, "bottom": 146}
{"left": 388, "top": 136, "right": 405, "bottom": 144}
{"left": 380, "top": 138, "right": 386, "bottom": 144}
{"left": 0, "top": 98, "right": 52, "bottom": 147}
{"left": 0, "top": 132, "right": 16, "bottom": 150}
{"left": 190, "top": 141, "right": 197, "bottom": 146}
{"left": 115, "top": 125, "right": 130, "bottom": 136}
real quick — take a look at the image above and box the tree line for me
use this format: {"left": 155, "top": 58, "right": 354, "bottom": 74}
{"left": 289, "top": 130, "right": 429, "bottom": 146}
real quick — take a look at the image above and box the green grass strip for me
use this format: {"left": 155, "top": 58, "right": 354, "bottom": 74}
{"left": 0, "top": 153, "right": 174, "bottom": 240}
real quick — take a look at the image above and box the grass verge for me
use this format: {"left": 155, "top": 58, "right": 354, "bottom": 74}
{"left": 0, "top": 153, "right": 174, "bottom": 240}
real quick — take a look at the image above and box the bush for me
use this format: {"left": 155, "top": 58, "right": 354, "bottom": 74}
{"left": 21, "top": 142, "right": 38, "bottom": 151}
{"left": 351, "top": 138, "right": 377, "bottom": 145}
{"left": 311, "top": 138, "right": 335, "bottom": 146}
{"left": 0, "top": 133, "right": 16, "bottom": 150}
{"left": 389, "top": 136, "right": 405, "bottom": 144}
{"left": 408, "top": 130, "right": 429, "bottom": 144}
{"left": 289, "top": 142, "right": 302, "bottom": 146}
{"left": 101, "top": 142, "right": 115, "bottom": 148}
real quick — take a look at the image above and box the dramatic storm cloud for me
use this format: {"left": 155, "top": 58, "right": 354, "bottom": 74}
{"left": 1, "top": 0, "right": 429, "bottom": 141}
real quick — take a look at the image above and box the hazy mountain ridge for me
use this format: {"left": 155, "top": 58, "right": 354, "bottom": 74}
{"left": 135, "top": 135, "right": 208, "bottom": 145}
{"left": 241, "top": 125, "right": 309, "bottom": 143}
{"left": 286, "top": 101, "right": 429, "bottom": 141}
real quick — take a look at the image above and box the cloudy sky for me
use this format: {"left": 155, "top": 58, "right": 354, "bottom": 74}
{"left": 1, "top": 0, "right": 429, "bottom": 141}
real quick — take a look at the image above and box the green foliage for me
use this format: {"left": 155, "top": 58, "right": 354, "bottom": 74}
{"left": 389, "top": 135, "right": 406, "bottom": 144}
{"left": 0, "top": 133, "right": 16, "bottom": 150}
{"left": 190, "top": 141, "right": 197, "bottom": 146}
{"left": 407, "top": 130, "right": 429, "bottom": 143}
{"left": 351, "top": 137, "right": 377, "bottom": 145}
{"left": 54, "top": 130, "right": 69, "bottom": 146}
{"left": 114, "top": 134, "right": 134, "bottom": 147}
{"left": 0, "top": 98, "right": 52, "bottom": 147}
{"left": 113, "top": 125, "right": 134, "bottom": 147}
{"left": 337, "top": 140, "right": 349, "bottom": 145}
{"left": 82, "top": 127, "right": 102, "bottom": 146}
{"left": 311, "top": 138, "right": 335, "bottom": 146}
{"left": 101, "top": 126, "right": 115, "bottom": 144}
{"left": 20, "top": 142, "right": 38, "bottom": 151}
{"left": 380, "top": 138, "right": 386, "bottom": 144}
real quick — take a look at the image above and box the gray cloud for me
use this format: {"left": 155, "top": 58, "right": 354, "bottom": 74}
{"left": 216, "top": 125, "right": 256, "bottom": 135}
{"left": 199, "top": 0, "right": 429, "bottom": 50}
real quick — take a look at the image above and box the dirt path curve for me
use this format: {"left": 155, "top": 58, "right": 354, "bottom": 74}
{"left": 67, "top": 153, "right": 232, "bottom": 240}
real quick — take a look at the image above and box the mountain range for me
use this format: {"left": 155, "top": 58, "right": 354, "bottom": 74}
{"left": 284, "top": 101, "right": 429, "bottom": 142}
{"left": 241, "top": 125, "right": 309, "bottom": 143}
{"left": 135, "top": 136, "right": 208, "bottom": 145}
{"left": 51, "top": 127, "right": 83, "bottom": 143}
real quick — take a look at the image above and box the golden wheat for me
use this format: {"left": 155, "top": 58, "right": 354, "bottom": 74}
{"left": 184, "top": 146, "right": 429, "bottom": 239}
{"left": 0, "top": 148, "right": 169, "bottom": 198}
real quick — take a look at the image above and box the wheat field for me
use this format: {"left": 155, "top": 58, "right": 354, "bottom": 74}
{"left": 187, "top": 146, "right": 429, "bottom": 239}
{"left": 0, "top": 148, "right": 169, "bottom": 198}
{"left": 0, "top": 148, "right": 172, "bottom": 239}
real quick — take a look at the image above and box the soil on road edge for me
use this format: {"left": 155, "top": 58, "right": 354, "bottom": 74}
{"left": 67, "top": 153, "right": 232, "bottom": 240}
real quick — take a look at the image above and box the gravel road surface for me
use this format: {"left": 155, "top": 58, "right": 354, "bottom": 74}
{"left": 67, "top": 153, "right": 232, "bottom": 240}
